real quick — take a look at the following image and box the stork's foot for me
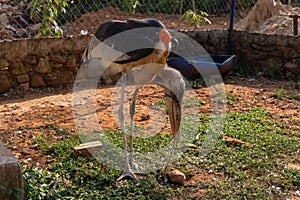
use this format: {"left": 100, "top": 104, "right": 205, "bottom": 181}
{"left": 129, "top": 158, "right": 141, "bottom": 172}
{"left": 117, "top": 170, "right": 146, "bottom": 181}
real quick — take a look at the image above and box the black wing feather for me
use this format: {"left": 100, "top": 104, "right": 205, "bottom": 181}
{"left": 94, "top": 18, "right": 166, "bottom": 64}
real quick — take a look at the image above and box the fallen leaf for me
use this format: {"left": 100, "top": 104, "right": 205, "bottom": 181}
{"left": 224, "top": 136, "right": 254, "bottom": 147}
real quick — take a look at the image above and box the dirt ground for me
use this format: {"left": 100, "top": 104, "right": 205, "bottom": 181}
{"left": 62, "top": 6, "right": 233, "bottom": 36}
{"left": 0, "top": 75, "right": 299, "bottom": 166}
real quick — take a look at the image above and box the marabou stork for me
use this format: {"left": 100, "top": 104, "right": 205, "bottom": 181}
{"left": 82, "top": 18, "right": 185, "bottom": 180}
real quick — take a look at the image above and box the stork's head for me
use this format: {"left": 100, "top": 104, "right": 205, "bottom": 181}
{"left": 155, "top": 29, "right": 177, "bottom": 58}
{"left": 161, "top": 67, "right": 185, "bottom": 147}
{"left": 159, "top": 29, "right": 172, "bottom": 50}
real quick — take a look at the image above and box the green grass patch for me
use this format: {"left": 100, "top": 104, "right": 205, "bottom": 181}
{"left": 270, "top": 86, "right": 300, "bottom": 101}
{"left": 270, "top": 86, "right": 286, "bottom": 100}
{"left": 23, "top": 108, "right": 300, "bottom": 199}
{"left": 102, "top": 129, "right": 173, "bottom": 153}
{"left": 226, "top": 93, "right": 240, "bottom": 106}
{"left": 183, "top": 97, "right": 205, "bottom": 107}
{"left": 232, "top": 57, "right": 255, "bottom": 77}
{"left": 152, "top": 99, "right": 166, "bottom": 106}
{"left": 288, "top": 93, "right": 300, "bottom": 101}
{"left": 187, "top": 76, "right": 205, "bottom": 89}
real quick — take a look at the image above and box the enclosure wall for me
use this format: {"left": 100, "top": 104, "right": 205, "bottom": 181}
{"left": 0, "top": 30, "right": 299, "bottom": 94}
{"left": 0, "top": 35, "right": 92, "bottom": 93}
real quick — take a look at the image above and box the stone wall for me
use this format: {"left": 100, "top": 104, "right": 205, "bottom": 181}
{"left": 232, "top": 30, "right": 300, "bottom": 73}
{"left": 183, "top": 29, "right": 229, "bottom": 55}
{"left": 184, "top": 29, "right": 300, "bottom": 74}
{"left": 0, "top": 34, "right": 92, "bottom": 93}
{"left": 0, "top": 30, "right": 299, "bottom": 94}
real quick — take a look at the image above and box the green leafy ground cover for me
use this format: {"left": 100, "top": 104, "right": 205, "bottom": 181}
{"left": 22, "top": 108, "right": 300, "bottom": 199}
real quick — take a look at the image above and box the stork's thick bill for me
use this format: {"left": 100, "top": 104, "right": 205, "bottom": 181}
{"left": 164, "top": 87, "right": 182, "bottom": 147}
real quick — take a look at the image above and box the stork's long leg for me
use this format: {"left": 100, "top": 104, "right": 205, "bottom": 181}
{"left": 129, "top": 85, "right": 139, "bottom": 170}
{"left": 117, "top": 74, "right": 138, "bottom": 181}
{"left": 117, "top": 75, "right": 145, "bottom": 181}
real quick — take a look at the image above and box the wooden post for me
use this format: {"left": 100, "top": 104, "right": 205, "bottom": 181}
{"left": 73, "top": 141, "right": 103, "bottom": 157}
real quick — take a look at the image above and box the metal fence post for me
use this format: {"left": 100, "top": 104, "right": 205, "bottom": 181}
{"left": 228, "top": 0, "right": 236, "bottom": 55}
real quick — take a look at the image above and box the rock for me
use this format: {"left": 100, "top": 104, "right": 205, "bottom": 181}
{"left": 0, "top": 73, "right": 11, "bottom": 94}
{"left": 0, "top": 0, "right": 10, "bottom": 3}
{"left": 71, "top": 35, "right": 93, "bottom": 53}
{"left": 22, "top": 55, "right": 37, "bottom": 65}
{"left": 0, "top": 59, "right": 9, "bottom": 70}
{"left": 0, "top": 13, "right": 9, "bottom": 26}
{"left": 283, "top": 62, "right": 299, "bottom": 75}
{"left": 71, "top": 66, "right": 78, "bottom": 73}
{"left": 35, "top": 50, "right": 48, "bottom": 57}
{"left": 287, "top": 163, "right": 300, "bottom": 171}
{"left": 44, "top": 69, "right": 74, "bottom": 86}
{"left": 5, "top": 25, "right": 16, "bottom": 32}
{"left": 24, "top": 27, "right": 35, "bottom": 37}
{"left": 51, "top": 62, "right": 63, "bottom": 69}
{"left": 16, "top": 74, "right": 29, "bottom": 83}
{"left": 27, "top": 23, "right": 41, "bottom": 34}
{"left": 50, "top": 54, "right": 68, "bottom": 63}
{"left": 14, "top": 29, "right": 28, "bottom": 38}
{"left": 66, "top": 56, "right": 77, "bottom": 68}
{"left": 195, "top": 31, "right": 208, "bottom": 43}
{"left": 44, "top": 70, "right": 59, "bottom": 81}
{"left": 169, "top": 169, "right": 186, "bottom": 184}
{"left": 19, "top": 1, "right": 26, "bottom": 8}
{"left": 11, "top": 61, "right": 31, "bottom": 75}
{"left": 18, "top": 82, "right": 29, "bottom": 91}
{"left": 0, "top": 142, "right": 24, "bottom": 200}
{"left": 35, "top": 58, "right": 52, "bottom": 73}
{"left": 30, "top": 73, "right": 47, "bottom": 88}
{"left": 0, "top": 25, "right": 14, "bottom": 40}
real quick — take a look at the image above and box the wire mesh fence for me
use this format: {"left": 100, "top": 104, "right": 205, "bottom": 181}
{"left": 0, "top": 0, "right": 299, "bottom": 40}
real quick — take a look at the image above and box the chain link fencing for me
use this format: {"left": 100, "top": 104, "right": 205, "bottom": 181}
{"left": 0, "top": 0, "right": 299, "bottom": 40}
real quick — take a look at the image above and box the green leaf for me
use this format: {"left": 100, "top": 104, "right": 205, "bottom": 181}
{"left": 53, "top": 7, "right": 58, "bottom": 16}
{"left": 181, "top": 8, "right": 211, "bottom": 27}
{"left": 0, "top": 184, "right": 6, "bottom": 190}
{"left": 30, "top": 0, "right": 68, "bottom": 36}
{"left": 62, "top": 1, "right": 68, "bottom": 7}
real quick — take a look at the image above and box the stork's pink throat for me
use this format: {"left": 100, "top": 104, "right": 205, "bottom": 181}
{"left": 159, "top": 29, "right": 172, "bottom": 49}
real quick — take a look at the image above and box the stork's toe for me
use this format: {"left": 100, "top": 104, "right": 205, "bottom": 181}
{"left": 117, "top": 170, "right": 146, "bottom": 181}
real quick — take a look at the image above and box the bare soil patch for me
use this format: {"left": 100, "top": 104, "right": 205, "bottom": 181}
{"left": 62, "top": 6, "right": 231, "bottom": 36}
{"left": 0, "top": 5, "right": 232, "bottom": 40}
